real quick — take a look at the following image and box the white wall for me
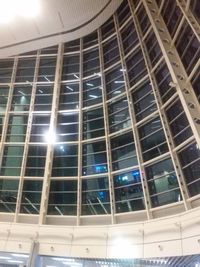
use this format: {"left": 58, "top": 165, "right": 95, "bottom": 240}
{"left": 0, "top": 206, "right": 200, "bottom": 259}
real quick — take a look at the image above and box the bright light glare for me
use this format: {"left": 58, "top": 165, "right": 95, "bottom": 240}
{"left": 111, "top": 238, "right": 135, "bottom": 258}
{"left": 0, "top": 0, "right": 40, "bottom": 24}
{"left": 44, "top": 129, "right": 56, "bottom": 144}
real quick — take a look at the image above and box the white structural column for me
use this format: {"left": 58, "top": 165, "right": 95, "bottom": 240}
{"left": 98, "top": 29, "right": 115, "bottom": 224}
{"left": 14, "top": 51, "right": 41, "bottom": 222}
{"left": 39, "top": 44, "right": 64, "bottom": 224}
{"left": 113, "top": 13, "right": 152, "bottom": 219}
{"left": 142, "top": 0, "right": 200, "bottom": 150}
{"left": 128, "top": 0, "right": 191, "bottom": 210}
{"left": 77, "top": 39, "right": 83, "bottom": 225}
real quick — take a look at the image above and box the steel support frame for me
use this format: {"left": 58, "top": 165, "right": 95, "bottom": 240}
{"left": 142, "top": 0, "right": 200, "bottom": 151}
{"left": 129, "top": 1, "right": 191, "bottom": 210}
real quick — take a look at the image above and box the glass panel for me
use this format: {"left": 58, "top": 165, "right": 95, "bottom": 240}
{"left": 11, "top": 85, "right": 32, "bottom": 112}
{"left": 30, "top": 115, "right": 51, "bottom": 142}
{"left": 34, "top": 84, "right": 53, "bottom": 111}
{"left": 0, "top": 115, "right": 4, "bottom": 141}
{"left": 145, "top": 158, "right": 180, "bottom": 207}
{"left": 161, "top": 0, "right": 182, "bottom": 37}
{"left": 120, "top": 20, "right": 139, "bottom": 55}
{"left": 0, "top": 179, "right": 19, "bottom": 212}
{"left": 52, "top": 145, "right": 78, "bottom": 177}
{"left": 64, "top": 39, "right": 80, "bottom": 53}
{"left": 111, "top": 132, "right": 138, "bottom": 171}
{"left": 136, "top": 4, "right": 151, "bottom": 34}
{"left": 48, "top": 180, "right": 77, "bottom": 215}
{"left": 132, "top": 80, "right": 157, "bottom": 122}
{"left": 62, "top": 55, "right": 79, "bottom": 80}
{"left": 126, "top": 48, "right": 147, "bottom": 87}
{"left": 103, "top": 36, "right": 120, "bottom": 69}
{"left": 144, "top": 30, "right": 162, "bottom": 66}
{"left": 83, "top": 48, "right": 100, "bottom": 77}
{"left": 15, "top": 58, "right": 36, "bottom": 82}
{"left": 166, "top": 99, "right": 193, "bottom": 146}
{"left": 178, "top": 142, "right": 200, "bottom": 189}
{"left": 108, "top": 97, "right": 131, "bottom": 133}
{"left": 56, "top": 112, "right": 79, "bottom": 142}
{"left": 0, "top": 59, "right": 14, "bottom": 83}
{"left": 0, "top": 145, "right": 24, "bottom": 176}
{"left": 114, "top": 170, "right": 145, "bottom": 213}
{"left": 0, "top": 86, "right": 9, "bottom": 113}
{"left": 59, "top": 82, "right": 79, "bottom": 110}
{"left": 38, "top": 57, "right": 56, "bottom": 82}
{"left": 82, "top": 141, "right": 107, "bottom": 176}
{"left": 117, "top": 0, "right": 131, "bottom": 27}
{"left": 25, "top": 146, "right": 47, "bottom": 176}
{"left": 83, "top": 76, "right": 102, "bottom": 107}
{"left": 20, "top": 180, "right": 42, "bottom": 214}
{"left": 6, "top": 114, "right": 28, "bottom": 142}
{"left": 83, "top": 31, "right": 98, "bottom": 49}
{"left": 154, "top": 62, "right": 175, "bottom": 103}
{"left": 139, "top": 117, "right": 168, "bottom": 161}
{"left": 83, "top": 107, "right": 105, "bottom": 140}
{"left": 101, "top": 17, "right": 115, "bottom": 40}
{"left": 82, "top": 177, "right": 110, "bottom": 215}
{"left": 105, "top": 65, "right": 125, "bottom": 99}
{"left": 40, "top": 45, "right": 58, "bottom": 54}
{"left": 175, "top": 21, "right": 200, "bottom": 74}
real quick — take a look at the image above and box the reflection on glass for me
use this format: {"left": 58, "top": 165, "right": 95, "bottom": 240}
{"left": 82, "top": 177, "right": 110, "bottom": 215}
{"left": 114, "top": 170, "right": 145, "bottom": 213}
{"left": 82, "top": 141, "right": 107, "bottom": 176}
{"left": 52, "top": 145, "right": 78, "bottom": 177}
{"left": 25, "top": 146, "right": 47, "bottom": 177}
{"left": 0, "top": 179, "right": 19, "bottom": 212}
{"left": 48, "top": 180, "right": 77, "bottom": 215}
{"left": 20, "top": 180, "right": 42, "bottom": 214}
{"left": 0, "top": 146, "right": 24, "bottom": 176}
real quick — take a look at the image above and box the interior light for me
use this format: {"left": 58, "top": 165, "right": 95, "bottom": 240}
{"left": 8, "top": 260, "right": 24, "bottom": 263}
{"left": 66, "top": 86, "right": 74, "bottom": 91}
{"left": 89, "top": 94, "right": 98, "bottom": 99}
{"left": 73, "top": 74, "right": 79, "bottom": 79}
{"left": 0, "top": 256, "right": 11, "bottom": 260}
{"left": 52, "top": 257, "right": 73, "bottom": 261}
{"left": 44, "top": 129, "right": 56, "bottom": 144}
{"left": 0, "top": 0, "right": 40, "bottom": 24}
{"left": 114, "top": 81, "right": 125, "bottom": 84}
{"left": 11, "top": 254, "right": 29, "bottom": 258}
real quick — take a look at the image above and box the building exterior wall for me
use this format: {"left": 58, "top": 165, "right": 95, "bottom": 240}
{"left": 0, "top": 0, "right": 199, "bottom": 258}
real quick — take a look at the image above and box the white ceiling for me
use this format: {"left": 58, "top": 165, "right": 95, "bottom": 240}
{"left": 0, "top": 0, "right": 122, "bottom": 57}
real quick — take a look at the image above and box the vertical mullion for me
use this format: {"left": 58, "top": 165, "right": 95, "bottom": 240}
{"left": 0, "top": 57, "right": 18, "bottom": 167}
{"left": 114, "top": 10, "right": 152, "bottom": 219}
{"left": 98, "top": 28, "right": 115, "bottom": 224}
{"left": 39, "top": 43, "right": 64, "bottom": 224}
{"left": 77, "top": 39, "right": 83, "bottom": 225}
{"left": 14, "top": 50, "right": 41, "bottom": 222}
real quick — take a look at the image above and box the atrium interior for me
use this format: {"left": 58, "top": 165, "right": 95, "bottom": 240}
{"left": 0, "top": 0, "right": 199, "bottom": 266}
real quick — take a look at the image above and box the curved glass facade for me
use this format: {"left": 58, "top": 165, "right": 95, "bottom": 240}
{"left": 0, "top": 0, "right": 199, "bottom": 225}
